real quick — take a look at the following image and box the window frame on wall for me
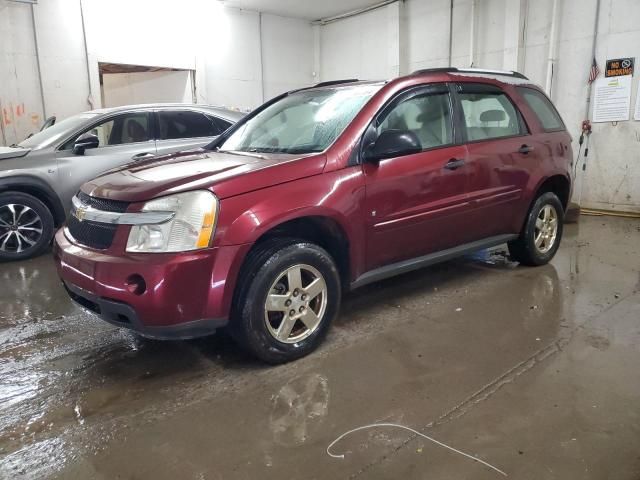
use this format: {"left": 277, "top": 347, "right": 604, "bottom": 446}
{"left": 450, "top": 82, "right": 530, "bottom": 144}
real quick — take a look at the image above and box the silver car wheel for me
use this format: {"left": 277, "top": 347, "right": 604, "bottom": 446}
{"left": 534, "top": 204, "right": 558, "bottom": 254}
{"left": 0, "top": 204, "right": 44, "bottom": 253}
{"left": 264, "top": 264, "right": 328, "bottom": 344}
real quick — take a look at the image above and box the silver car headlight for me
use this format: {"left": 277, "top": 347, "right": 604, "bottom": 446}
{"left": 126, "top": 191, "right": 218, "bottom": 253}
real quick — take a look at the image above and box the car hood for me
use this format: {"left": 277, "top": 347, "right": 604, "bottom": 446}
{"left": 0, "top": 146, "right": 30, "bottom": 160}
{"left": 81, "top": 148, "right": 327, "bottom": 202}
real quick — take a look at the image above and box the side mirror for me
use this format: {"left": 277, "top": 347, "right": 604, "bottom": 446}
{"left": 363, "top": 129, "right": 422, "bottom": 162}
{"left": 73, "top": 132, "right": 99, "bottom": 155}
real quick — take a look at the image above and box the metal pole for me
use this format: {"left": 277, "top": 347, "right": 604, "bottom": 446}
{"left": 576, "top": 0, "right": 601, "bottom": 208}
{"left": 448, "top": 0, "right": 454, "bottom": 67}
{"left": 258, "top": 12, "right": 265, "bottom": 103}
{"left": 584, "top": 0, "right": 601, "bottom": 120}
{"left": 469, "top": 0, "right": 476, "bottom": 67}
{"left": 544, "top": 0, "right": 559, "bottom": 96}
{"left": 30, "top": 3, "right": 47, "bottom": 120}
{"left": 79, "top": 0, "right": 94, "bottom": 109}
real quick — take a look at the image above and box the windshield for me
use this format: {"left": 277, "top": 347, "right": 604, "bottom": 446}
{"left": 219, "top": 83, "right": 382, "bottom": 154}
{"left": 18, "top": 113, "right": 99, "bottom": 149}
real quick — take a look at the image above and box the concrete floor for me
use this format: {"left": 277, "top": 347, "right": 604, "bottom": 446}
{"left": 1, "top": 216, "right": 639, "bottom": 479}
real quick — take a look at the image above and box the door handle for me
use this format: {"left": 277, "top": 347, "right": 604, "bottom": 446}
{"left": 444, "top": 158, "right": 465, "bottom": 170}
{"left": 518, "top": 144, "right": 534, "bottom": 154}
{"left": 131, "top": 152, "right": 155, "bottom": 160}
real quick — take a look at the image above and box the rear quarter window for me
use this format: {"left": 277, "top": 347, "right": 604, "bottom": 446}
{"left": 517, "top": 87, "right": 565, "bottom": 131}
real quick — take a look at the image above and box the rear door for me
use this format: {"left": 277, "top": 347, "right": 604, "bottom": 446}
{"left": 55, "top": 111, "right": 156, "bottom": 206}
{"left": 154, "top": 109, "right": 226, "bottom": 156}
{"left": 362, "top": 84, "right": 470, "bottom": 270}
{"left": 454, "top": 83, "right": 534, "bottom": 239}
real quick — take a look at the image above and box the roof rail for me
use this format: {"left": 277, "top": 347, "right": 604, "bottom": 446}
{"left": 313, "top": 79, "right": 360, "bottom": 87}
{"left": 412, "top": 67, "right": 529, "bottom": 80}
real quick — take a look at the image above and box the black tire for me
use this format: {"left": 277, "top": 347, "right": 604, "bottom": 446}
{"left": 508, "top": 192, "right": 564, "bottom": 266}
{"left": 229, "top": 237, "right": 341, "bottom": 364}
{"left": 0, "top": 192, "right": 54, "bottom": 262}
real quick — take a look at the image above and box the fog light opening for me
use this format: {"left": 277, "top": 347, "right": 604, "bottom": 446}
{"left": 125, "top": 274, "right": 146, "bottom": 295}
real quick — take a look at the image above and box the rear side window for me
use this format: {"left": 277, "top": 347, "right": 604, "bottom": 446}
{"left": 158, "top": 111, "right": 218, "bottom": 140}
{"left": 517, "top": 87, "right": 565, "bottom": 131}
{"left": 458, "top": 86, "right": 525, "bottom": 141}
{"left": 209, "top": 116, "right": 232, "bottom": 133}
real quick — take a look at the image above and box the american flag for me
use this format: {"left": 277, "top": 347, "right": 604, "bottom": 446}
{"left": 588, "top": 57, "right": 600, "bottom": 83}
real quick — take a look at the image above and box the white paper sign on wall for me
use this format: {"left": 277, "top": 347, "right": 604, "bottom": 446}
{"left": 592, "top": 74, "right": 632, "bottom": 123}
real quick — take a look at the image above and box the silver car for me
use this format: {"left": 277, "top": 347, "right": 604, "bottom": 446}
{"left": 0, "top": 104, "right": 244, "bottom": 261}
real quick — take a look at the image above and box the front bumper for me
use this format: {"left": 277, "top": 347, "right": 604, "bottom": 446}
{"left": 54, "top": 228, "right": 249, "bottom": 339}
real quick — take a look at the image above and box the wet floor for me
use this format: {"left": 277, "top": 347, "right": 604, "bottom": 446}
{"left": 1, "top": 215, "right": 639, "bottom": 479}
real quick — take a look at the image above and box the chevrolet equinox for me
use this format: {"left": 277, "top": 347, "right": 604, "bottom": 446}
{"left": 54, "top": 68, "right": 572, "bottom": 363}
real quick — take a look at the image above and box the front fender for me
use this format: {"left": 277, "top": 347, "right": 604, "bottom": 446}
{"left": 215, "top": 167, "right": 367, "bottom": 278}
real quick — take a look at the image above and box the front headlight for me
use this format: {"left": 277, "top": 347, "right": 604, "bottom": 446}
{"left": 126, "top": 191, "right": 218, "bottom": 253}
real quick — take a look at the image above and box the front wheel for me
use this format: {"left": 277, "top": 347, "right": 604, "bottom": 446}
{"left": 508, "top": 192, "right": 564, "bottom": 266}
{"left": 0, "top": 192, "right": 54, "bottom": 262}
{"left": 230, "top": 238, "right": 341, "bottom": 364}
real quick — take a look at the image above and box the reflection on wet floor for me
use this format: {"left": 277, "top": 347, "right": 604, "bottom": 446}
{"left": 1, "top": 216, "right": 639, "bottom": 479}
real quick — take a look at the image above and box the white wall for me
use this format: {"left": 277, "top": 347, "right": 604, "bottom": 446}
{"left": 102, "top": 71, "right": 194, "bottom": 107}
{"left": 0, "top": 0, "right": 315, "bottom": 145}
{"left": 318, "top": 0, "right": 640, "bottom": 213}
{"left": 2, "top": 0, "right": 639, "bottom": 212}
{"left": 319, "top": 3, "right": 401, "bottom": 81}
{"left": 0, "top": 1, "right": 45, "bottom": 144}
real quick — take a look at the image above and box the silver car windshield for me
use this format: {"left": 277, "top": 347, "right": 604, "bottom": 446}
{"left": 219, "top": 83, "right": 383, "bottom": 154}
{"left": 18, "top": 113, "right": 99, "bottom": 150}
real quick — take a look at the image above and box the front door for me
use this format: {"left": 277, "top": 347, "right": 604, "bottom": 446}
{"left": 55, "top": 111, "right": 156, "bottom": 208}
{"left": 362, "top": 84, "right": 470, "bottom": 270}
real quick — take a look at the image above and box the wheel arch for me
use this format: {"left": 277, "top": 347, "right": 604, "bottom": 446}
{"left": 534, "top": 174, "right": 571, "bottom": 211}
{"left": 0, "top": 175, "right": 66, "bottom": 227}
{"left": 238, "top": 214, "right": 352, "bottom": 290}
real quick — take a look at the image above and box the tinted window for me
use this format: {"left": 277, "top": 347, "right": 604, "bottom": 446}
{"left": 377, "top": 91, "right": 453, "bottom": 149}
{"left": 159, "top": 111, "right": 217, "bottom": 140}
{"left": 210, "top": 116, "right": 232, "bottom": 133}
{"left": 459, "top": 89, "right": 523, "bottom": 141}
{"left": 61, "top": 112, "right": 150, "bottom": 150}
{"left": 518, "top": 87, "right": 565, "bottom": 131}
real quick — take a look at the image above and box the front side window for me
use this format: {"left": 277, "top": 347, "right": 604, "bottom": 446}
{"left": 61, "top": 112, "right": 151, "bottom": 150}
{"left": 219, "top": 83, "right": 383, "bottom": 154}
{"left": 517, "top": 87, "right": 565, "bottom": 131}
{"left": 159, "top": 111, "right": 218, "bottom": 140}
{"left": 377, "top": 91, "right": 453, "bottom": 149}
{"left": 459, "top": 88, "right": 524, "bottom": 141}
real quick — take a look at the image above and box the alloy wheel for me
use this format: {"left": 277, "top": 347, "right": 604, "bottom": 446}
{"left": 264, "top": 264, "right": 328, "bottom": 344}
{"left": 0, "top": 204, "right": 44, "bottom": 254}
{"left": 534, "top": 204, "right": 558, "bottom": 254}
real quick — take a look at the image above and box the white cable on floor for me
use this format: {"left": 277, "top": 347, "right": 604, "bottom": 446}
{"left": 326, "top": 422, "right": 508, "bottom": 477}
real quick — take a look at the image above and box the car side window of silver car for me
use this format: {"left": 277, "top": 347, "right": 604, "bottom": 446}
{"left": 61, "top": 112, "right": 151, "bottom": 150}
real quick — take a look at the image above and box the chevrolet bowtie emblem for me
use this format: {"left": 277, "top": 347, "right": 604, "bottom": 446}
{"left": 75, "top": 205, "right": 88, "bottom": 222}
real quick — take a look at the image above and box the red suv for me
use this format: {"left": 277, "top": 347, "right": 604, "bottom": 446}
{"left": 54, "top": 68, "right": 572, "bottom": 363}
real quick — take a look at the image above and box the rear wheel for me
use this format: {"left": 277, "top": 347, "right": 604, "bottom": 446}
{"left": 508, "top": 192, "right": 563, "bottom": 266}
{"left": 230, "top": 238, "right": 341, "bottom": 364}
{"left": 0, "top": 192, "right": 54, "bottom": 261}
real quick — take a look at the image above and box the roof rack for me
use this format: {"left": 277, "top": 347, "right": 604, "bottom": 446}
{"left": 412, "top": 67, "right": 529, "bottom": 80}
{"left": 313, "top": 79, "right": 360, "bottom": 87}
